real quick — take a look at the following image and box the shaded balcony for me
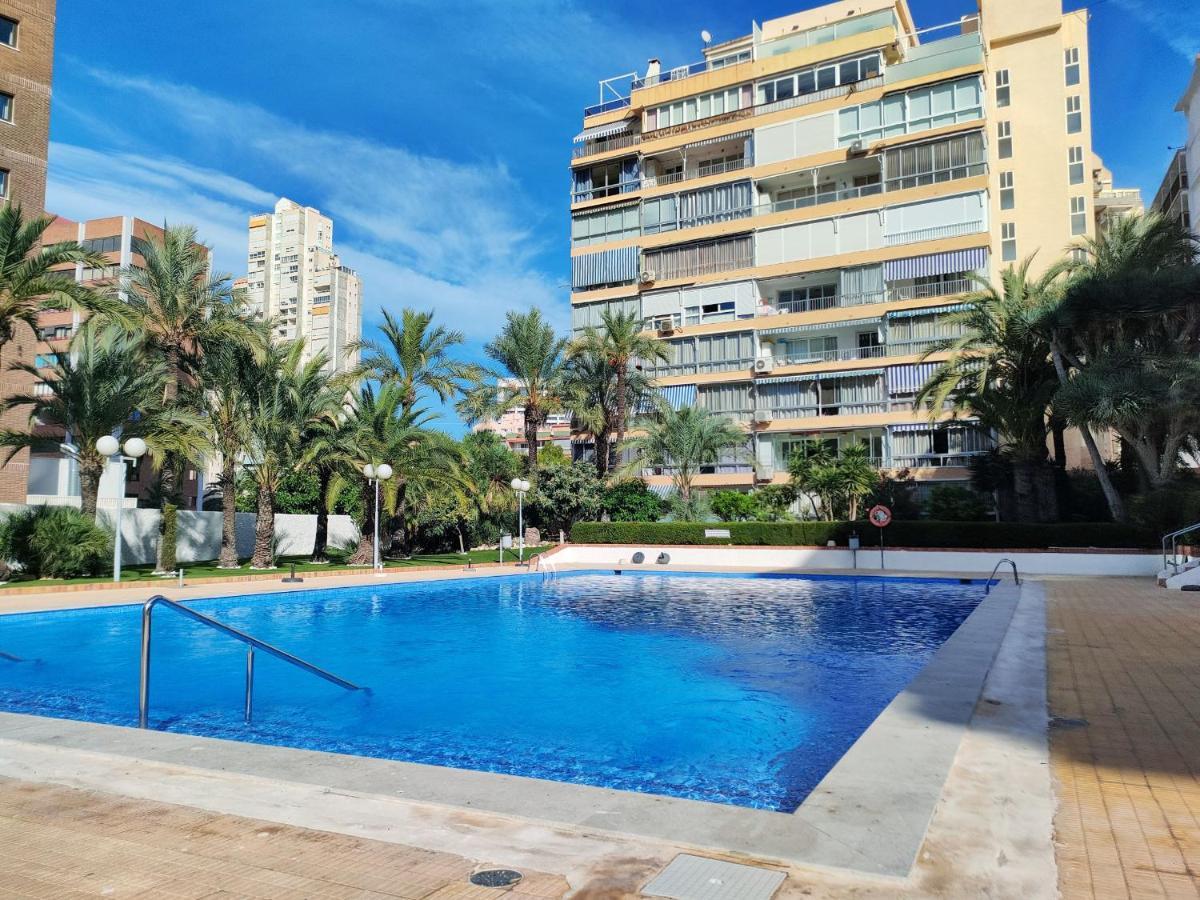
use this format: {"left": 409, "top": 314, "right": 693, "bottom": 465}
{"left": 754, "top": 159, "right": 882, "bottom": 216}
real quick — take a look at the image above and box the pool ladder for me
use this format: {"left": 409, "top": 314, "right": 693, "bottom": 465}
{"left": 984, "top": 558, "right": 1020, "bottom": 594}
{"left": 533, "top": 554, "right": 558, "bottom": 582}
{"left": 138, "top": 595, "right": 363, "bottom": 729}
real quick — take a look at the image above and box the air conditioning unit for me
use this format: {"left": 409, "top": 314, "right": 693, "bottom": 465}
{"left": 754, "top": 357, "right": 774, "bottom": 374}
{"left": 752, "top": 408, "right": 772, "bottom": 425}
{"left": 754, "top": 462, "right": 775, "bottom": 481}
{"left": 847, "top": 139, "right": 865, "bottom": 156}
{"left": 639, "top": 269, "right": 656, "bottom": 285}
{"left": 654, "top": 317, "right": 675, "bottom": 335}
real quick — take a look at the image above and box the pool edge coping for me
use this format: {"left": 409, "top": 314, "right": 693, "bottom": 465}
{"left": 0, "top": 578, "right": 1029, "bottom": 878}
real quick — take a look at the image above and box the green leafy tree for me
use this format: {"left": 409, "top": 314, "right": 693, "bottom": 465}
{"left": 0, "top": 326, "right": 206, "bottom": 520}
{"left": 709, "top": 489, "right": 758, "bottom": 521}
{"left": 786, "top": 442, "right": 837, "bottom": 520}
{"left": 752, "top": 484, "right": 795, "bottom": 521}
{"left": 569, "top": 310, "right": 668, "bottom": 472}
{"left": 1040, "top": 213, "right": 1200, "bottom": 517}
{"left": 529, "top": 461, "right": 603, "bottom": 538}
{"left": 457, "top": 309, "right": 567, "bottom": 472}
{"left": 461, "top": 430, "right": 520, "bottom": 544}
{"left": 536, "top": 444, "right": 570, "bottom": 468}
{"left": 601, "top": 479, "right": 665, "bottom": 522}
{"left": 834, "top": 444, "right": 878, "bottom": 521}
{"left": 0, "top": 505, "right": 111, "bottom": 579}
{"left": 0, "top": 203, "right": 121, "bottom": 357}
{"left": 916, "top": 259, "right": 1063, "bottom": 523}
{"left": 622, "top": 406, "right": 746, "bottom": 512}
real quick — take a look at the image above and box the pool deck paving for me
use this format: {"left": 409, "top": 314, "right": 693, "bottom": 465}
{"left": 0, "top": 572, "right": 1194, "bottom": 896}
{"left": 1045, "top": 578, "right": 1200, "bottom": 899}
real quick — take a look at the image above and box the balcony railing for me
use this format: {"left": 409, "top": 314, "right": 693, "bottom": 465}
{"left": 583, "top": 97, "right": 633, "bottom": 117}
{"left": 887, "top": 277, "right": 973, "bottom": 301}
{"left": 757, "top": 182, "right": 882, "bottom": 216}
{"left": 883, "top": 162, "right": 987, "bottom": 193}
{"left": 643, "top": 156, "right": 750, "bottom": 189}
{"left": 755, "top": 75, "right": 884, "bottom": 118}
{"left": 778, "top": 345, "right": 885, "bottom": 366}
{"left": 884, "top": 220, "right": 984, "bottom": 247}
{"left": 647, "top": 254, "right": 754, "bottom": 281}
{"left": 631, "top": 50, "right": 754, "bottom": 91}
{"left": 888, "top": 451, "right": 986, "bottom": 468}
{"left": 572, "top": 131, "right": 642, "bottom": 160}
{"left": 760, "top": 401, "right": 888, "bottom": 419}
{"left": 644, "top": 358, "right": 755, "bottom": 378}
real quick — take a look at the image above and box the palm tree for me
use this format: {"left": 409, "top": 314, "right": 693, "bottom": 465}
{"left": 114, "top": 224, "right": 264, "bottom": 571}
{"left": 350, "top": 308, "right": 474, "bottom": 416}
{"left": 561, "top": 347, "right": 655, "bottom": 477}
{"left": 622, "top": 405, "right": 746, "bottom": 515}
{"left": 0, "top": 204, "right": 119, "bottom": 359}
{"left": 786, "top": 442, "right": 838, "bottom": 520}
{"left": 917, "top": 259, "right": 1063, "bottom": 522}
{"left": 0, "top": 326, "right": 206, "bottom": 519}
{"left": 569, "top": 310, "right": 668, "bottom": 471}
{"left": 1044, "top": 214, "right": 1200, "bottom": 502}
{"left": 835, "top": 444, "right": 877, "bottom": 521}
{"left": 297, "top": 410, "right": 360, "bottom": 563}
{"left": 458, "top": 309, "right": 567, "bottom": 472}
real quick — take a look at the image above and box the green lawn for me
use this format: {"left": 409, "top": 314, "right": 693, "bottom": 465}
{"left": 0, "top": 546, "right": 555, "bottom": 590}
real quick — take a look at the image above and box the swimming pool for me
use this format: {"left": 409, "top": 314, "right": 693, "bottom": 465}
{"left": 0, "top": 571, "right": 985, "bottom": 811}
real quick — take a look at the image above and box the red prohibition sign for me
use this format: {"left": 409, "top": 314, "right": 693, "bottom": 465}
{"left": 868, "top": 504, "right": 892, "bottom": 528}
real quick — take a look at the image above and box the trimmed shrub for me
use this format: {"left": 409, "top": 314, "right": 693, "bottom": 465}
{"left": 0, "top": 506, "right": 113, "bottom": 578}
{"left": 569, "top": 519, "right": 1153, "bottom": 549}
{"left": 925, "top": 485, "right": 990, "bottom": 522}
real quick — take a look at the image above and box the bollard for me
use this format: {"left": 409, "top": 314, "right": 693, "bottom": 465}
{"left": 282, "top": 562, "right": 303, "bottom": 584}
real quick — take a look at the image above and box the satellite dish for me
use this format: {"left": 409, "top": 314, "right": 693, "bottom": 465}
{"left": 701, "top": 29, "right": 712, "bottom": 43}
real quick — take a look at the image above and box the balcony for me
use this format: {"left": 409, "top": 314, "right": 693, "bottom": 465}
{"left": 777, "top": 345, "right": 885, "bottom": 366}
{"left": 888, "top": 451, "right": 986, "bottom": 468}
{"left": 758, "top": 401, "right": 889, "bottom": 419}
{"left": 884, "top": 220, "right": 984, "bottom": 247}
{"left": 886, "top": 276, "right": 973, "bottom": 302}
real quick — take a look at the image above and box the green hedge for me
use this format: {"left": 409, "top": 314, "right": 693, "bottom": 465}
{"left": 570, "top": 520, "right": 1155, "bottom": 549}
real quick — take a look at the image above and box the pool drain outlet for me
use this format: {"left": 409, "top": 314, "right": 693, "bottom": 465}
{"left": 470, "top": 869, "right": 523, "bottom": 888}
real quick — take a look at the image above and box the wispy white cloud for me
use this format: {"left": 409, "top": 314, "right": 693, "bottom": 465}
{"left": 1111, "top": 0, "right": 1200, "bottom": 60}
{"left": 48, "top": 64, "right": 569, "bottom": 343}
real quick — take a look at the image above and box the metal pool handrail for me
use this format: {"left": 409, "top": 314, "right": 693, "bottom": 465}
{"left": 984, "top": 559, "right": 1020, "bottom": 594}
{"left": 1161, "top": 521, "right": 1200, "bottom": 574}
{"left": 138, "top": 594, "right": 362, "bottom": 729}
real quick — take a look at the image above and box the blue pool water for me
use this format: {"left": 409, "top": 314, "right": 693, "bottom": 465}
{"left": 0, "top": 572, "right": 984, "bottom": 811}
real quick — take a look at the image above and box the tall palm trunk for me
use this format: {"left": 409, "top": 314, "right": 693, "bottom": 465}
{"left": 614, "top": 364, "right": 629, "bottom": 454}
{"left": 156, "top": 357, "right": 184, "bottom": 572}
{"left": 594, "top": 431, "right": 611, "bottom": 477}
{"left": 523, "top": 408, "right": 539, "bottom": 472}
{"left": 1011, "top": 461, "right": 1038, "bottom": 523}
{"left": 1034, "top": 463, "right": 1060, "bottom": 523}
{"left": 311, "top": 466, "right": 332, "bottom": 563}
{"left": 218, "top": 455, "right": 239, "bottom": 568}
{"left": 348, "top": 480, "right": 376, "bottom": 565}
{"left": 78, "top": 459, "right": 103, "bottom": 522}
{"left": 250, "top": 486, "right": 275, "bottom": 569}
{"left": 1050, "top": 343, "right": 1126, "bottom": 521}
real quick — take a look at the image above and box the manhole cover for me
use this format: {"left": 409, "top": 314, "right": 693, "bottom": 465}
{"left": 470, "top": 869, "right": 523, "bottom": 888}
{"left": 643, "top": 855, "right": 785, "bottom": 900}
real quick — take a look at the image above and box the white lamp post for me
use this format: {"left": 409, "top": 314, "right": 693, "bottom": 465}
{"left": 363, "top": 463, "right": 393, "bottom": 572}
{"left": 96, "top": 435, "right": 148, "bottom": 583}
{"left": 510, "top": 477, "right": 531, "bottom": 564}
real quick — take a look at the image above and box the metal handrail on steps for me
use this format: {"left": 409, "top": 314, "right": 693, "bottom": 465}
{"left": 1162, "top": 522, "right": 1200, "bottom": 574}
{"left": 984, "top": 559, "right": 1020, "bottom": 595}
{"left": 138, "top": 594, "right": 362, "bottom": 729}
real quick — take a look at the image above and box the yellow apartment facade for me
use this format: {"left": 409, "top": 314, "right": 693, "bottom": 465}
{"left": 568, "top": 0, "right": 1136, "bottom": 496}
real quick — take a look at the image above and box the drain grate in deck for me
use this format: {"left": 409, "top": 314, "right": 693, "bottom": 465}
{"left": 642, "top": 854, "right": 785, "bottom": 900}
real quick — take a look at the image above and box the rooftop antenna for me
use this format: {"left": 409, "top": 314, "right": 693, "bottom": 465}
{"left": 701, "top": 29, "right": 712, "bottom": 48}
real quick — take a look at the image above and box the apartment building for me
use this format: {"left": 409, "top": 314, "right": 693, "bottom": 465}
{"left": 569, "top": 0, "right": 1134, "bottom": 495}
{"left": 1167, "top": 55, "right": 1200, "bottom": 240}
{"left": 22, "top": 216, "right": 203, "bottom": 509}
{"left": 241, "top": 198, "right": 361, "bottom": 375}
{"left": 473, "top": 381, "right": 575, "bottom": 457}
{"left": 1152, "top": 149, "right": 1190, "bottom": 234}
{"left": 0, "top": 0, "right": 55, "bottom": 502}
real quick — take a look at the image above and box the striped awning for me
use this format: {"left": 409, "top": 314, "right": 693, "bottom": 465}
{"left": 573, "top": 119, "right": 635, "bottom": 143}
{"left": 647, "top": 484, "right": 676, "bottom": 498}
{"left": 757, "top": 368, "right": 884, "bottom": 385}
{"left": 890, "top": 423, "right": 934, "bottom": 433}
{"left": 887, "top": 362, "right": 940, "bottom": 393}
{"left": 659, "top": 384, "right": 697, "bottom": 410}
{"left": 884, "top": 248, "right": 987, "bottom": 281}
{"left": 571, "top": 246, "right": 639, "bottom": 290}
{"left": 886, "top": 303, "right": 968, "bottom": 320}
{"left": 758, "top": 316, "right": 881, "bottom": 336}
{"left": 684, "top": 130, "right": 752, "bottom": 151}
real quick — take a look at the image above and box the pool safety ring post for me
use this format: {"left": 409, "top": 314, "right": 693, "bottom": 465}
{"left": 868, "top": 504, "right": 892, "bottom": 570}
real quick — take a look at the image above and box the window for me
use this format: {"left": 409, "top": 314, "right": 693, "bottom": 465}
{"left": 837, "top": 76, "right": 983, "bottom": 147}
{"left": 648, "top": 84, "right": 752, "bottom": 131}
{"left": 757, "top": 52, "right": 880, "bottom": 104}
{"left": 1001, "top": 223, "right": 1016, "bottom": 262}
{"left": 1070, "top": 196, "right": 1087, "bottom": 235}
{"left": 0, "top": 91, "right": 11, "bottom": 123}
{"left": 0, "top": 15, "right": 15, "bottom": 48}
{"left": 1066, "top": 96, "right": 1082, "bottom": 134}
{"left": 882, "top": 130, "right": 987, "bottom": 191}
{"left": 1064, "top": 48, "right": 1080, "bottom": 86}
{"left": 999, "top": 171, "right": 1015, "bottom": 210}
{"left": 0, "top": 167, "right": 7, "bottom": 199}
{"left": 571, "top": 204, "right": 639, "bottom": 246}
{"left": 997, "top": 121, "right": 1012, "bottom": 159}
{"left": 81, "top": 235, "right": 122, "bottom": 254}
{"left": 779, "top": 335, "right": 837, "bottom": 362}
{"left": 1068, "top": 146, "right": 1085, "bottom": 185}
{"left": 683, "top": 301, "right": 736, "bottom": 325}
{"left": 995, "top": 69, "right": 1010, "bottom": 107}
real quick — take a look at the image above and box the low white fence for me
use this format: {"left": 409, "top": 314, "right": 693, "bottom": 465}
{"left": 0, "top": 504, "right": 359, "bottom": 566}
{"left": 551, "top": 544, "right": 1161, "bottom": 577}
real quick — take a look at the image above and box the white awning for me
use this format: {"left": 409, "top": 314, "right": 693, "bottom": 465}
{"left": 758, "top": 316, "right": 881, "bottom": 337}
{"left": 574, "top": 119, "right": 635, "bottom": 144}
{"left": 757, "top": 369, "right": 884, "bottom": 385}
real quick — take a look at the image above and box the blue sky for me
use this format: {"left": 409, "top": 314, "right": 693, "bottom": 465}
{"left": 47, "top": 0, "right": 1196, "bottom": 434}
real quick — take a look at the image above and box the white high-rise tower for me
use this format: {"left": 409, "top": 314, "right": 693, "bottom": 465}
{"left": 241, "top": 198, "right": 362, "bottom": 374}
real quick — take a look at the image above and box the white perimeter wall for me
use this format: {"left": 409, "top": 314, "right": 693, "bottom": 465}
{"left": 552, "top": 544, "right": 1160, "bottom": 577}
{"left": 0, "top": 504, "right": 359, "bottom": 566}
